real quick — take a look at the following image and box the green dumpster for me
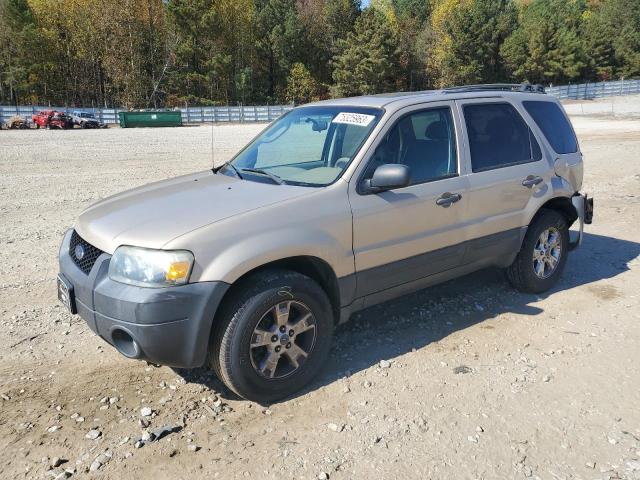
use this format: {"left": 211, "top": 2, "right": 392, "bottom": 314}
{"left": 118, "top": 111, "right": 183, "bottom": 128}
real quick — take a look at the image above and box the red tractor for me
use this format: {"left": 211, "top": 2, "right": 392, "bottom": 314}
{"left": 32, "top": 110, "right": 73, "bottom": 129}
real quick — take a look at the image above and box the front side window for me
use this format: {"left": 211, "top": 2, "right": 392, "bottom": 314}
{"left": 523, "top": 100, "right": 578, "bottom": 154}
{"left": 463, "top": 103, "right": 542, "bottom": 172}
{"left": 223, "top": 106, "right": 383, "bottom": 187}
{"left": 363, "top": 106, "right": 457, "bottom": 186}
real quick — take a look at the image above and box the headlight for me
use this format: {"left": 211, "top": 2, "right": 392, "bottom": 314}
{"left": 108, "top": 246, "right": 194, "bottom": 288}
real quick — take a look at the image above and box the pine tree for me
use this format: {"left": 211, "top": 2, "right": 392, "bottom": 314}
{"left": 583, "top": 0, "right": 640, "bottom": 80}
{"left": 427, "top": 0, "right": 517, "bottom": 87}
{"left": 332, "top": 8, "right": 400, "bottom": 97}
{"left": 285, "top": 62, "right": 319, "bottom": 104}
{"left": 500, "top": 0, "right": 588, "bottom": 85}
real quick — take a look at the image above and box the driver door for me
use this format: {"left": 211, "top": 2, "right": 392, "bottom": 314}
{"left": 349, "top": 101, "right": 471, "bottom": 299}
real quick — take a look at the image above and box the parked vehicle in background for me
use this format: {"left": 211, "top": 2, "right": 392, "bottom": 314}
{"left": 58, "top": 83, "right": 593, "bottom": 403}
{"left": 32, "top": 110, "right": 73, "bottom": 129}
{"left": 70, "top": 111, "right": 105, "bottom": 129}
{"left": 3, "top": 116, "right": 30, "bottom": 129}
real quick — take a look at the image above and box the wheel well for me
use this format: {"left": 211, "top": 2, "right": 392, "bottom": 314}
{"left": 532, "top": 197, "right": 578, "bottom": 228}
{"left": 221, "top": 256, "right": 342, "bottom": 324}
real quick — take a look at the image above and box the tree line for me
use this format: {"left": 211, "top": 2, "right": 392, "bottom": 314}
{"left": 0, "top": 0, "right": 638, "bottom": 108}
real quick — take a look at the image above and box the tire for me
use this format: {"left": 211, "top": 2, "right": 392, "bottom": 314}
{"left": 209, "top": 269, "right": 334, "bottom": 403}
{"left": 506, "top": 209, "right": 569, "bottom": 294}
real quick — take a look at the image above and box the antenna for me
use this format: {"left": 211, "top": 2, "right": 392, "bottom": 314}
{"left": 211, "top": 118, "right": 215, "bottom": 169}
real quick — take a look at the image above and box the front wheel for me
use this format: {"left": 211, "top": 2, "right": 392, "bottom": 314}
{"left": 209, "top": 270, "right": 334, "bottom": 403}
{"left": 506, "top": 209, "right": 569, "bottom": 294}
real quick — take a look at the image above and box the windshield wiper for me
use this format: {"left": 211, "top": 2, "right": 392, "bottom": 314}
{"left": 217, "top": 162, "right": 243, "bottom": 179}
{"left": 240, "top": 168, "right": 285, "bottom": 185}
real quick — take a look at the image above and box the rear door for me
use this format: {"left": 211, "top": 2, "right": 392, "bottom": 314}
{"left": 522, "top": 99, "right": 583, "bottom": 191}
{"left": 455, "top": 98, "right": 550, "bottom": 263}
{"left": 349, "top": 101, "right": 470, "bottom": 298}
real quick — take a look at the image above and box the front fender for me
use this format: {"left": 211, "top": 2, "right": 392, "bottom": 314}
{"left": 195, "top": 226, "right": 352, "bottom": 284}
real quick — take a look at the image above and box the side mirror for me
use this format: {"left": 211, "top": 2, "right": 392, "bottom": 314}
{"left": 362, "top": 164, "right": 410, "bottom": 194}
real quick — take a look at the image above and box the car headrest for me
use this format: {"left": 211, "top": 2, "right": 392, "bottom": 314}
{"left": 425, "top": 121, "right": 448, "bottom": 141}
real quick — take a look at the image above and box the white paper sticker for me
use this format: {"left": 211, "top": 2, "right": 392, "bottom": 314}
{"left": 332, "top": 112, "right": 375, "bottom": 127}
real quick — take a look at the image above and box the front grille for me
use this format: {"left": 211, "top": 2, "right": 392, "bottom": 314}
{"left": 69, "top": 230, "right": 103, "bottom": 274}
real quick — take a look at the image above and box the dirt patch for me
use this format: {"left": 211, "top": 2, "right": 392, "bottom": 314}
{"left": 587, "top": 284, "right": 623, "bottom": 301}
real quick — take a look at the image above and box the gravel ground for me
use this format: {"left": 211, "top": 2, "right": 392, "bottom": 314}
{"left": 1, "top": 113, "right": 639, "bottom": 480}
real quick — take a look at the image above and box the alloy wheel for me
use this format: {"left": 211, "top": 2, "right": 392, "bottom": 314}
{"left": 532, "top": 227, "right": 562, "bottom": 279}
{"left": 249, "top": 300, "right": 317, "bottom": 379}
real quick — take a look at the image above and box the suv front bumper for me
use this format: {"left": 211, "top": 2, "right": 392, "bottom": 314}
{"left": 58, "top": 230, "right": 229, "bottom": 368}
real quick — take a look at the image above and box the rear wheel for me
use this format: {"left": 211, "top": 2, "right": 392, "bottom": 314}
{"left": 209, "top": 270, "right": 334, "bottom": 403}
{"left": 506, "top": 209, "right": 569, "bottom": 294}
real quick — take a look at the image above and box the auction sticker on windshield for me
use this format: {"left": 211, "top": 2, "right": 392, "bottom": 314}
{"left": 332, "top": 112, "right": 375, "bottom": 127}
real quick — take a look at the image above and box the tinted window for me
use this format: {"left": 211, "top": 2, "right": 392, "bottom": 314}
{"left": 463, "top": 103, "right": 541, "bottom": 172}
{"left": 523, "top": 101, "right": 577, "bottom": 154}
{"left": 365, "top": 107, "right": 457, "bottom": 185}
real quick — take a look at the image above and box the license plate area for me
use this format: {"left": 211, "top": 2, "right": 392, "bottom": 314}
{"left": 57, "top": 274, "right": 77, "bottom": 314}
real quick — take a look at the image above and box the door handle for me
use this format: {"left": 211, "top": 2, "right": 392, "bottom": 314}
{"left": 436, "top": 192, "right": 462, "bottom": 207}
{"left": 522, "top": 175, "right": 543, "bottom": 188}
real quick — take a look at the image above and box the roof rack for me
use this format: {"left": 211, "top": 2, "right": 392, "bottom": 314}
{"left": 442, "top": 83, "right": 546, "bottom": 94}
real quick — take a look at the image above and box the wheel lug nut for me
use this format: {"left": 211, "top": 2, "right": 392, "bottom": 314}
{"left": 286, "top": 342, "right": 291, "bottom": 349}
{"left": 271, "top": 335, "right": 278, "bottom": 342}
{"left": 279, "top": 326, "right": 286, "bottom": 333}
{"left": 289, "top": 330, "right": 294, "bottom": 337}
{"left": 275, "top": 346, "right": 281, "bottom": 353}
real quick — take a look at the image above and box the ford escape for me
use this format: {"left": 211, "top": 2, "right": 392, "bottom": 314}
{"left": 58, "top": 84, "right": 593, "bottom": 402}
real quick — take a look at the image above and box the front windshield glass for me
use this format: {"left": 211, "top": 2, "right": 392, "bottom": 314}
{"left": 223, "top": 106, "right": 383, "bottom": 187}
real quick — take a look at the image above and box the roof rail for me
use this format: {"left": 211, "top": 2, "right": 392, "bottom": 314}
{"left": 442, "top": 83, "right": 546, "bottom": 94}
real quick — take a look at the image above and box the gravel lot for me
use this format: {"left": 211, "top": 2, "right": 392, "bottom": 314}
{"left": 1, "top": 112, "right": 639, "bottom": 480}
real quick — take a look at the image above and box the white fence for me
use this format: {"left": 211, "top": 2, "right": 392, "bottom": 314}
{"left": 3, "top": 79, "right": 639, "bottom": 125}
{"left": 546, "top": 79, "right": 640, "bottom": 100}
{"left": 0, "top": 104, "right": 294, "bottom": 126}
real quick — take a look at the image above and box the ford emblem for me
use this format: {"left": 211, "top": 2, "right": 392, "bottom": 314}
{"left": 74, "top": 244, "right": 85, "bottom": 260}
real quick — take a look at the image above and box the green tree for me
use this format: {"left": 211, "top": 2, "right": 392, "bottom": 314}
{"left": 427, "top": 0, "right": 517, "bottom": 87}
{"left": 501, "top": 0, "right": 588, "bottom": 84}
{"left": 332, "top": 8, "right": 400, "bottom": 97}
{"left": 285, "top": 62, "right": 319, "bottom": 104}
{"left": 0, "top": 0, "right": 41, "bottom": 104}
{"left": 584, "top": 0, "right": 640, "bottom": 80}
{"left": 325, "top": 0, "right": 360, "bottom": 50}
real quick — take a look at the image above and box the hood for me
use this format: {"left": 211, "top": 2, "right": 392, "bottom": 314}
{"left": 76, "top": 171, "right": 311, "bottom": 253}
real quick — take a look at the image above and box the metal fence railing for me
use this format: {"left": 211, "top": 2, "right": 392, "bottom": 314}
{"left": 0, "top": 104, "right": 295, "bottom": 126}
{"left": 2, "top": 79, "right": 640, "bottom": 125}
{"left": 546, "top": 79, "right": 640, "bottom": 100}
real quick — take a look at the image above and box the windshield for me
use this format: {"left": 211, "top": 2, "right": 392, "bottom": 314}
{"left": 222, "top": 106, "right": 383, "bottom": 187}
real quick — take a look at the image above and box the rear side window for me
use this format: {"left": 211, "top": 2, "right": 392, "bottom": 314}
{"left": 463, "top": 103, "right": 542, "bottom": 172}
{"left": 523, "top": 101, "right": 577, "bottom": 154}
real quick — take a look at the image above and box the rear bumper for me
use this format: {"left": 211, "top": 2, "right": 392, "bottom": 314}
{"left": 570, "top": 193, "right": 593, "bottom": 250}
{"left": 58, "top": 230, "right": 230, "bottom": 368}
